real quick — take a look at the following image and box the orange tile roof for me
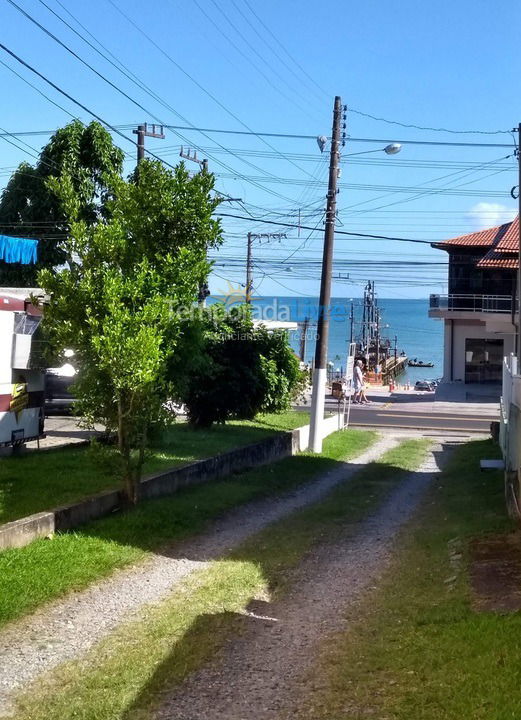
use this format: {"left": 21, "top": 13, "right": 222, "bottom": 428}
{"left": 494, "top": 216, "right": 519, "bottom": 251}
{"left": 477, "top": 250, "right": 518, "bottom": 269}
{"left": 436, "top": 217, "right": 518, "bottom": 249}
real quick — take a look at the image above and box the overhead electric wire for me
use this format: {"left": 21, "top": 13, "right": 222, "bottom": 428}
{"left": 0, "top": 42, "right": 295, "bottom": 205}
{"left": 229, "top": 0, "right": 324, "bottom": 105}
{"left": 33, "top": 0, "right": 304, "bottom": 193}
{"left": 193, "top": 0, "right": 320, "bottom": 122}
{"left": 104, "top": 0, "right": 321, "bottom": 180}
{"left": 241, "top": 0, "right": 330, "bottom": 101}
{"left": 147, "top": 125, "right": 514, "bottom": 149}
{"left": 346, "top": 107, "right": 509, "bottom": 135}
{"left": 346, "top": 164, "right": 513, "bottom": 215}
{"left": 342, "top": 153, "right": 514, "bottom": 214}
{"left": 215, "top": 213, "right": 434, "bottom": 244}
{"left": 7, "top": 0, "right": 302, "bottom": 204}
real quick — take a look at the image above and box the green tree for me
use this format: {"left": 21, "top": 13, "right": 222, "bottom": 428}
{"left": 0, "top": 120, "right": 124, "bottom": 286}
{"left": 39, "top": 158, "right": 222, "bottom": 503}
{"left": 176, "top": 306, "right": 305, "bottom": 427}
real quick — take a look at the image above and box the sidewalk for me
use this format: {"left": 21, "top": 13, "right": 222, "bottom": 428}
{"left": 26, "top": 416, "right": 104, "bottom": 451}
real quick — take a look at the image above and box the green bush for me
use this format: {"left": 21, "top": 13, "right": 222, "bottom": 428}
{"left": 175, "top": 306, "right": 305, "bottom": 427}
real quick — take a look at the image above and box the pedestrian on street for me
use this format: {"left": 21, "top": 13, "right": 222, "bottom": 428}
{"left": 353, "top": 359, "right": 371, "bottom": 405}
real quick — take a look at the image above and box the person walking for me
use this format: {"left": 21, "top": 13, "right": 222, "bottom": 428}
{"left": 353, "top": 359, "right": 370, "bottom": 404}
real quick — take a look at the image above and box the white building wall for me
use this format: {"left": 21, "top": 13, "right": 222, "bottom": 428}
{"left": 0, "top": 312, "right": 14, "bottom": 382}
{"left": 442, "top": 318, "right": 515, "bottom": 383}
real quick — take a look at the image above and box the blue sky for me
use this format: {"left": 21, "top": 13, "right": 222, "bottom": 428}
{"left": 1, "top": 0, "right": 520, "bottom": 298}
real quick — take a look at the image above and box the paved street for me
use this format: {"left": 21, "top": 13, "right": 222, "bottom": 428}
{"left": 317, "top": 385, "right": 500, "bottom": 435}
{"left": 343, "top": 404, "right": 494, "bottom": 434}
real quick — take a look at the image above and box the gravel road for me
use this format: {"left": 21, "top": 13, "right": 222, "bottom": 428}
{"left": 153, "top": 441, "right": 454, "bottom": 720}
{"left": 0, "top": 434, "right": 397, "bottom": 714}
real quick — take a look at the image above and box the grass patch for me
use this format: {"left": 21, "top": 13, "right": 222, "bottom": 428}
{"left": 0, "top": 411, "right": 308, "bottom": 525}
{"left": 296, "top": 438, "right": 521, "bottom": 720}
{"left": 0, "top": 428, "right": 375, "bottom": 629}
{"left": 9, "top": 437, "right": 431, "bottom": 720}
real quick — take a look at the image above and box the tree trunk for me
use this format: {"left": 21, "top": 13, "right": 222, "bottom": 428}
{"left": 118, "top": 394, "right": 138, "bottom": 505}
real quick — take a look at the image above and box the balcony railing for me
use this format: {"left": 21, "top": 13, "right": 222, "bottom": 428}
{"left": 429, "top": 294, "right": 514, "bottom": 313}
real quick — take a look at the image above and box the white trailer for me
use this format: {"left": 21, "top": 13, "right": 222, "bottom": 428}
{"left": 0, "top": 289, "right": 45, "bottom": 447}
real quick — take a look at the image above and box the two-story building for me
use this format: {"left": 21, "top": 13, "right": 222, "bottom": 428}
{"left": 429, "top": 216, "right": 518, "bottom": 390}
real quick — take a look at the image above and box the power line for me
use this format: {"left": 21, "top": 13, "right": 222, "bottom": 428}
{"left": 241, "top": 0, "right": 330, "bottom": 101}
{"left": 6, "top": 0, "right": 300, "bottom": 204}
{"left": 34, "top": 0, "right": 304, "bottom": 192}
{"left": 193, "top": 0, "right": 319, "bottom": 122}
{"left": 229, "top": 0, "right": 324, "bottom": 105}
{"left": 104, "top": 0, "right": 321, "bottom": 181}
{"left": 215, "top": 212, "right": 434, "bottom": 244}
{"left": 152, "top": 125, "right": 515, "bottom": 149}
{"left": 346, "top": 107, "right": 509, "bottom": 135}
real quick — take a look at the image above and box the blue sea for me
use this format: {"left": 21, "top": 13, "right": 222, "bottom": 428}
{"left": 244, "top": 296, "right": 444, "bottom": 385}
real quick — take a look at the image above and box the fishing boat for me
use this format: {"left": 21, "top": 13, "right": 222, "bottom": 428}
{"left": 408, "top": 358, "right": 434, "bottom": 368}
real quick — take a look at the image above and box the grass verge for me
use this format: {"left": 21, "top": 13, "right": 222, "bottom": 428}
{"left": 294, "top": 438, "right": 520, "bottom": 720}
{"left": 0, "top": 428, "right": 374, "bottom": 629}
{"left": 9, "top": 438, "right": 431, "bottom": 720}
{"left": 0, "top": 411, "right": 308, "bottom": 525}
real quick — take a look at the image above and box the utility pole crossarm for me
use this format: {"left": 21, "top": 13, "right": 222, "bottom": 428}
{"left": 133, "top": 122, "right": 165, "bottom": 164}
{"left": 180, "top": 146, "right": 208, "bottom": 172}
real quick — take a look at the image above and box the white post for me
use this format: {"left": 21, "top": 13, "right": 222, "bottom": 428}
{"left": 309, "top": 367, "right": 327, "bottom": 453}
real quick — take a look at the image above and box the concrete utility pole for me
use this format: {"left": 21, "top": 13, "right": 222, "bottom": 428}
{"left": 300, "top": 316, "right": 310, "bottom": 361}
{"left": 132, "top": 123, "right": 165, "bottom": 164}
{"left": 245, "top": 232, "right": 286, "bottom": 303}
{"left": 246, "top": 232, "right": 253, "bottom": 304}
{"left": 308, "top": 96, "right": 343, "bottom": 453}
{"left": 375, "top": 308, "right": 381, "bottom": 373}
{"left": 180, "top": 147, "right": 210, "bottom": 306}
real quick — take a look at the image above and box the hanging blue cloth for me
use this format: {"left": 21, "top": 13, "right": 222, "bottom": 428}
{"left": 0, "top": 235, "right": 38, "bottom": 264}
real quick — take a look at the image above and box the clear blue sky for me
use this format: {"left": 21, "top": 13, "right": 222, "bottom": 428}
{"left": 1, "top": 0, "right": 520, "bottom": 298}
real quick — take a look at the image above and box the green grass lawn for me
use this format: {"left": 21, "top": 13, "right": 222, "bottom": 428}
{"left": 295, "top": 438, "right": 521, "bottom": 720}
{"left": 0, "top": 427, "right": 375, "bottom": 629}
{"left": 0, "top": 411, "right": 308, "bottom": 525}
{"left": 10, "top": 437, "right": 431, "bottom": 720}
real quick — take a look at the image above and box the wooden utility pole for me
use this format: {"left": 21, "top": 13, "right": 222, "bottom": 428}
{"left": 515, "top": 123, "right": 521, "bottom": 361}
{"left": 132, "top": 123, "right": 165, "bottom": 164}
{"left": 309, "top": 96, "right": 343, "bottom": 453}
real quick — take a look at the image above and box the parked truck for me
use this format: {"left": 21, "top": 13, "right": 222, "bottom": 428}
{"left": 0, "top": 289, "right": 45, "bottom": 447}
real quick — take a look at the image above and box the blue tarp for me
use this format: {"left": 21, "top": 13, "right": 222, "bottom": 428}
{"left": 0, "top": 235, "right": 38, "bottom": 264}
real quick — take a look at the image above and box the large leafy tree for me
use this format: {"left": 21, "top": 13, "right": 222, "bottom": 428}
{"left": 40, "top": 158, "right": 222, "bottom": 502}
{"left": 0, "top": 120, "right": 124, "bottom": 286}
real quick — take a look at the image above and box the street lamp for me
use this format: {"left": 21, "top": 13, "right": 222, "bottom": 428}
{"left": 308, "top": 104, "right": 402, "bottom": 453}
{"left": 384, "top": 143, "right": 402, "bottom": 155}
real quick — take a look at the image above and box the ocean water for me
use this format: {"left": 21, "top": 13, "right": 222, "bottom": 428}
{"left": 245, "top": 296, "right": 444, "bottom": 385}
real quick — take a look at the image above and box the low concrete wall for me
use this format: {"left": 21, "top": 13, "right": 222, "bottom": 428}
{"left": 0, "top": 413, "right": 344, "bottom": 551}
{"left": 0, "top": 511, "right": 55, "bottom": 551}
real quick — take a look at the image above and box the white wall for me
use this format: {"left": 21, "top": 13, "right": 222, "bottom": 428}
{"left": 442, "top": 318, "right": 515, "bottom": 383}
{"left": 0, "top": 313, "right": 14, "bottom": 382}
